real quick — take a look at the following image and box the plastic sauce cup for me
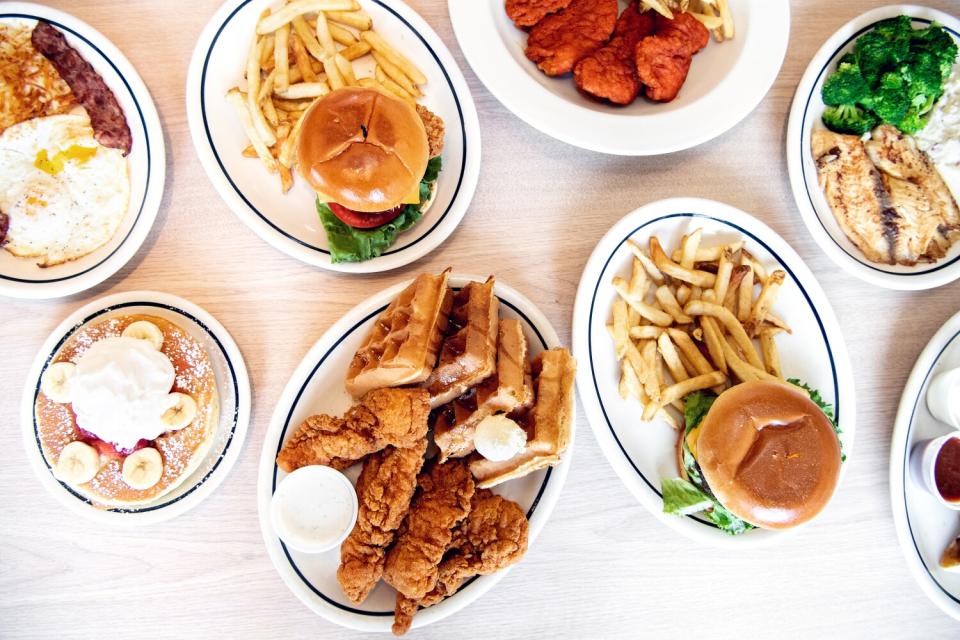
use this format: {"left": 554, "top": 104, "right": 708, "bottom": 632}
{"left": 270, "top": 465, "right": 358, "bottom": 553}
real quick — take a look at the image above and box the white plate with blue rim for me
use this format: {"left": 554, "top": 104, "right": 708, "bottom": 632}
{"left": 448, "top": 0, "right": 789, "bottom": 155}
{"left": 571, "top": 197, "right": 855, "bottom": 547}
{"left": 786, "top": 5, "right": 960, "bottom": 291}
{"left": 0, "top": 3, "right": 165, "bottom": 299}
{"left": 890, "top": 309, "right": 960, "bottom": 620}
{"left": 257, "top": 273, "right": 573, "bottom": 631}
{"left": 20, "top": 291, "right": 251, "bottom": 525}
{"left": 186, "top": 0, "right": 481, "bottom": 273}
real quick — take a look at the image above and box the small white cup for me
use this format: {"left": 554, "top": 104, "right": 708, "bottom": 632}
{"left": 910, "top": 431, "right": 960, "bottom": 511}
{"left": 270, "top": 465, "right": 358, "bottom": 554}
{"left": 926, "top": 368, "right": 960, "bottom": 428}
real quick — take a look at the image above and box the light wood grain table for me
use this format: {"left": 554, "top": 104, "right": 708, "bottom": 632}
{"left": 3, "top": 1, "right": 959, "bottom": 638}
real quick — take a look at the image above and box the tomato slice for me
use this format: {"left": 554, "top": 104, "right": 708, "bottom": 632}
{"left": 329, "top": 202, "right": 406, "bottom": 229}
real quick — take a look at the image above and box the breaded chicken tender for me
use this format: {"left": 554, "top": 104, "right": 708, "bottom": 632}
{"left": 416, "top": 104, "right": 445, "bottom": 159}
{"left": 524, "top": 0, "right": 618, "bottom": 76}
{"left": 505, "top": 0, "right": 572, "bottom": 29}
{"left": 635, "top": 12, "right": 709, "bottom": 102}
{"left": 574, "top": 4, "right": 655, "bottom": 105}
{"left": 275, "top": 388, "right": 429, "bottom": 472}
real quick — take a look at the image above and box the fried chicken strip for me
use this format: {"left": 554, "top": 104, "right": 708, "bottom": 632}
{"left": 382, "top": 460, "right": 475, "bottom": 600}
{"left": 525, "top": 0, "right": 619, "bottom": 77}
{"left": 506, "top": 0, "right": 572, "bottom": 29}
{"left": 635, "top": 12, "right": 709, "bottom": 102}
{"left": 276, "top": 388, "right": 430, "bottom": 472}
{"left": 574, "top": 4, "right": 655, "bottom": 105}
{"left": 416, "top": 104, "right": 445, "bottom": 159}
{"left": 392, "top": 489, "right": 530, "bottom": 635}
{"left": 337, "top": 440, "right": 427, "bottom": 604}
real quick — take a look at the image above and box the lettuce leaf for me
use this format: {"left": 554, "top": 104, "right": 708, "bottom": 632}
{"left": 662, "top": 477, "right": 713, "bottom": 516}
{"left": 683, "top": 390, "right": 716, "bottom": 434}
{"left": 318, "top": 156, "right": 442, "bottom": 263}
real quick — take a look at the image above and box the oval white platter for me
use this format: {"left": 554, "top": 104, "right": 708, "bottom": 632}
{"left": 187, "top": 0, "right": 481, "bottom": 273}
{"left": 786, "top": 5, "right": 960, "bottom": 291}
{"left": 890, "top": 309, "right": 960, "bottom": 620}
{"left": 0, "top": 3, "right": 165, "bottom": 299}
{"left": 21, "top": 291, "right": 251, "bottom": 525}
{"left": 447, "top": 0, "right": 789, "bottom": 156}
{"left": 572, "top": 197, "right": 855, "bottom": 547}
{"left": 258, "top": 274, "right": 573, "bottom": 632}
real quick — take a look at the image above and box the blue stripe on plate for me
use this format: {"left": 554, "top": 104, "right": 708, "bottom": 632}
{"left": 272, "top": 294, "right": 551, "bottom": 615}
{"left": 902, "top": 329, "right": 960, "bottom": 604}
{"left": 0, "top": 14, "right": 151, "bottom": 284}
{"left": 33, "top": 301, "right": 240, "bottom": 513}
{"left": 587, "top": 212, "right": 841, "bottom": 530}
{"left": 199, "top": 0, "right": 466, "bottom": 257}
{"left": 799, "top": 17, "right": 960, "bottom": 276}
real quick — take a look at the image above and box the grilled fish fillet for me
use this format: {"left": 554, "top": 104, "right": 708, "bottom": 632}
{"left": 346, "top": 270, "right": 453, "bottom": 398}
{"left": 866, "top": 125, "right": 960, "bottom": 263}
{"left": 423, "top": 277, "right": 499, "bottom": 408}
{"left": 470, "top": 347, "right": 576, "bottom": 488}
{"left": 812, "top": 129, "right": 897, "bottom": 264}
{"left": 434, "top": 319, "right": 534, "bottom": 461}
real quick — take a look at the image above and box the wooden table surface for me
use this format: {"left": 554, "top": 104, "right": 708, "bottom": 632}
{"left": 3, "top": 0, "right": 960, "bottom": 637}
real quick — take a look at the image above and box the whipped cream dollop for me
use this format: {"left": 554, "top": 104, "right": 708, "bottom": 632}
{"left": 474, "top": 414, "right": 527, "bottom": 462}
{"left": 70, "top": 337, "right": 176, "bottom": 450}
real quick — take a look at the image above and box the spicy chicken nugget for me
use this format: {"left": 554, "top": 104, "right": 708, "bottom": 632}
{"left": 525, "top": 0, "right": 618, "bottom": 77}
{"left": 573, "top": 4, "right": 655, "bottom": 105}
{"left": 635, "top": 12, "right": 709, "bottom": 102}
{"left": 505, "top": 0, "right": 572, "bottom": 30}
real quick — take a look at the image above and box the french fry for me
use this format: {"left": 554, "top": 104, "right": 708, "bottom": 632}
{"left": 625, "top": 341, "right": 658, "bottom": 404}
{"left": 680, "top": 228, "right": 702, "bottom": 269}
{"left": 628, "top": 240, "right": 665, "bottom": 284}
{"left": 291, "top": 16, "right": 326, "bottom": 62}
{"left": 262, "top": 93, "right": 280, "bottom": 127}
{"left": 724, "top": 264, "right": 750, "bottom": 311}
{"left": 361, "top": 30, "right": 427, "bottom": 84}
{"left": 676, "top": 284, "right": 691, "bottom": 305}
{"left": 611, "top": 298, "right": 630, "bottom": 360}
{"left": 327, "top": 21, "right": 357, "bottom": 45}
{"left": 241, "top": 145, "right": 258, "bottom": 158}
{"left": 658, "top": 332, "right": 689, "bottom": 383}
{"left": 274, "top": 24, "right": 290, "bottom": 90}
{"left": 273, "top": 97, "right": 313, "bottom": 111}
{"left": 713, "top": 247, "right": 733, "bottom": 303}
{"left": 722, "top": 337, "right": 778, "bottom": 383}
{"left": 613, "top": 278, "right": 673, "bottom": 327}
{"left": 672, "top": 240, "right": 743, "bottom": 263}
{"left": 246, "top": 35, "right": 276, "bottom": 146}
{"left": 655, "top": 285, "right": 693, "bottom": 324}
{"left": 717, "top": 0, "right": 734, "bottom": 39}
{"left": 667, "top": 329, "right": 714, "bottom": 377}
{"left": 629, "top": 258, "right": 649, "bottom": 299}
{"left": 278, "top": 98, "right": 317, "bottom": 167}
{"left": 373, "top": 66, "right": 416, "bottom": 105}
{"left": 291, "top": 32, "right": 318, "bottom": 81}
{"left": 629, "top": 326, "right": 665, "bottom": 340}
{"left": 760, "top": 328, "right": 783, "bottom": 378}
{"left": 750, "top": 269, "right": 785, "bottom": 332}
{"left": 650, "top": 237, "right": 716, "bottom": 288}
{"left": 641, "top": 0, "right": 674, "bottom": 19}
{"left": 314, "top": 11, "right": 337, "bottom": 57}
{"left": 737, "top": 262, "right": 753, "bottom": 322}
{"left": 340, "top": 40, "right": 372, "bottom": 61}
{"left": 326, "top": 9, "right": 373, "bottom": 30}
{"left": 372, "top": 51, "right": 422, "bottom": 97}
{"left": 684, "top": 300, "right": 764, "bottom": 370}
{"left": 279, "top": 164, "right": 293, "bottom": 193}
{"left": 257, "top": 68, "right": 276, "bottom": 103}
{"left": 256, "top": 0, "right": 358, "bottom": 35}
{"left": 227, "top": 88, "right": 277, "bottom": 172}
{"left": 260, "top": 33, "right": 275, "bottom": 68}
{"left": 334, "top": 53, "right": 356, "bottom": 85}
{"left": 275, "top": 81, "right": 329, "bottom": 99}
{"left": 619, "top": 358, "right": 644, "bottom": 402}
{"left": 741, "top": 249, "right": 768, "bottom": 284}
{"left": 700, "top": 315, "right": 727, "bottom": 375}
{"left": 651, "top": 372, "right": 728, "bottom": 418}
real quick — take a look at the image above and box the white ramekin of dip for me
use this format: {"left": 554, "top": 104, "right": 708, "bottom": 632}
{"left": 910, "top": 430, "right": 960, "bottom": 511}
{"left": 927, "top": 368, "right": 960, "bottom": 428}
{"left": 270, "top": 465, "right": 358, "bottom": 553}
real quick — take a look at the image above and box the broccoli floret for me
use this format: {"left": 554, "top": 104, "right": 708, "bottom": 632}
{"left": 902, "top": 51, "right": 946, "bottom": 113}
{"left": 861, "top": 72, "right": 911, "bottom": 124}
{"left": 873, "top": 15, "right": 913, "bottom": 41}
{"left": 855, "top": 23, "right": 911, "bottom": 84}
{"left": 822, "top": 62, "right": 870, "bottom": 105}
{"left": 911, "top": 22, "right": 959, "bottom": 80}
{"left": 822, "top": 104, "right": 878, "bottom": 135}
{"left": 897, "top": 106, "right": 930, "bottom": 134}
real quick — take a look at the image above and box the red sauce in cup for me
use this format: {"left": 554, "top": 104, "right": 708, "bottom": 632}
{"left": 935, "top": 437, "right": 960, "bottom": 503}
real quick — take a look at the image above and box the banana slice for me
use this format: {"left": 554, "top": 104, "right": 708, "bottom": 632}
{"left": 55, "top": 441, "right": 100, "bottom": 484}
{"left": 161, "top": 393, "right": 197, "bottom": 430}
{"left": 40, "top": 361, "right": 76, "bottom": 403}
{"left": 122, "top": 447, "right": 163, "bottom": 490}
{"left": 121, "top": 320, "right": 164, "bottom": 350}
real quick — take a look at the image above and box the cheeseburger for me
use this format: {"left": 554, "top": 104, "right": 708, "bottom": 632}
{"left": 297, "top": 86, "right": 444, "bottom": 263}
{"left": 662, "top": 380, "right": 842, "bottom": 534}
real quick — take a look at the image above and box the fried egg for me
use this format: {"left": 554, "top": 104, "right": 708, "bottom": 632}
{"left": 0, "top": 113, "right": 129, "bottom": 266}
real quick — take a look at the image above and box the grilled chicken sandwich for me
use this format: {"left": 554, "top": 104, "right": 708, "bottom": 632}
{"left": 662, "top": 380, "right": 842, "bottom": 534}
{"left": 297, "top": 86, "right": 444, "bottom": 263}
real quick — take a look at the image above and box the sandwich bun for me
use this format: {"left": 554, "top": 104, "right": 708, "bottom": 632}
{"left": 297, "top": 86, "right": 429, "bottom": 213}
{"left": 696, "top": 380, "right": 841, "bottom": 529}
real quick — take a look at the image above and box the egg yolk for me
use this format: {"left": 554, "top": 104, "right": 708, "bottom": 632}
{"left": 34, "top": 145, "right": 98, "bottom": 175}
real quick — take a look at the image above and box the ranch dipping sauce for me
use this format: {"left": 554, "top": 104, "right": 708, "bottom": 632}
{"left": 270, "top": 465, "right": 358, "bottom": 553}
{"left": 916, "top": 66, "right": 960, "bottom": 167}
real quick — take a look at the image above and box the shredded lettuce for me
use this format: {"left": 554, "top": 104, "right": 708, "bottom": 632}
{"left": 318, "top": 156, "right": 442, "bottom": 263}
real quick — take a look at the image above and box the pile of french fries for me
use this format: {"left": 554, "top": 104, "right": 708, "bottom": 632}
{"left": 641, "top": 0, "right": 734, "bottom": 42}
{"left": 229, "top": 0, "right": 428, "bottom": 193}
{"left": 608, "top": 228, "right": 790, "bottom": 429}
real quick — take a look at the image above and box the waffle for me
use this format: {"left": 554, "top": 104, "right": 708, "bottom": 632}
{"left": 35, "top": 314, "right": 219, "bottom": 508}
{"left": 423, "top": 277, "right": 499, "bottom": 408}
{"left": 434, "top": 319, "right": 534, "bottom": 461}
{"left": 346, "top": 270, "right": 453, "bottom": 398}
{"left": 470, "top": 347, "right": 576, "bottom": 488}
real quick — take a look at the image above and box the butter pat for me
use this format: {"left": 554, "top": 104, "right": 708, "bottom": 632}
{"left": 474, "top": 414, "right": 527, "bottom": 462}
